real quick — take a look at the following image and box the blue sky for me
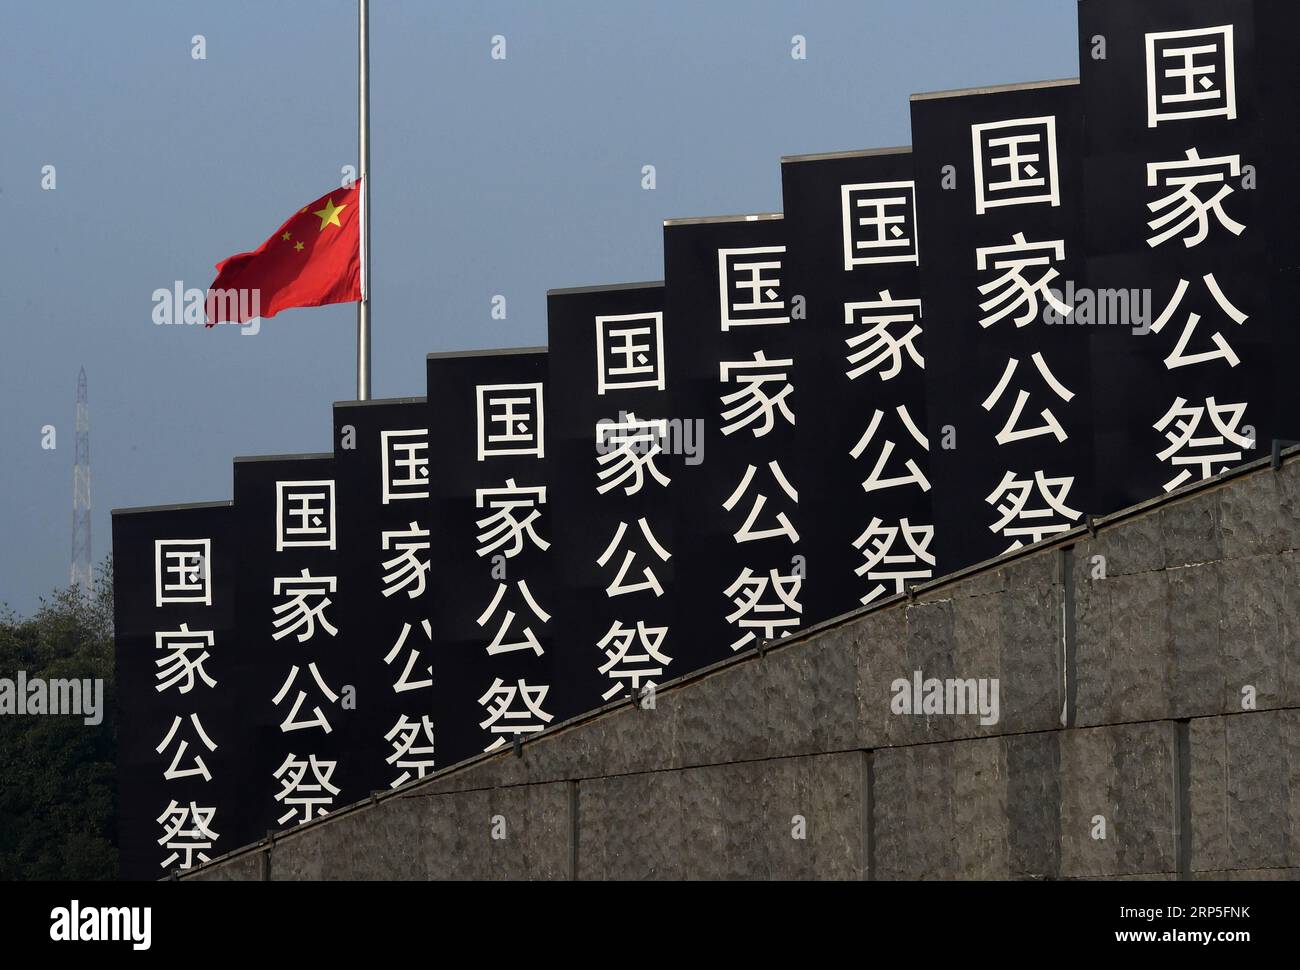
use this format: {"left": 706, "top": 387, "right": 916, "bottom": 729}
{"left": 0, "top": 0, "right": 1078, "bottom": 614}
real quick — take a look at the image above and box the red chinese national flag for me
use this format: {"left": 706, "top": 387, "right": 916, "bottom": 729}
{"left": 206, "top": 180, "right": 362, "bottom": 325}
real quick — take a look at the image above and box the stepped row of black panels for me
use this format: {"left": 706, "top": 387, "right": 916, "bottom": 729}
{"left": 113, "top": 0, "right": 1300, "bottom": 878}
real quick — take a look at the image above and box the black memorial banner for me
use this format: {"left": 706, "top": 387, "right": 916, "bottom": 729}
{"left": 782, "top": 148, "right": 935, "bottom": 622}
{"left": 1257, "top": 1, "right": 1300, "bottom": 439}
{"left": 1079, "top": 0, "right": 1276, "bottom": 510}
{"left": 332, "top": 398, "right": 436, "bottom": 789}
{"left": 426, "top": 349, "right": 561, "bottom": 766}
{"left": 112, "top": 502, "right": 242, "bottom": 879}
{"left": 547, "top": 282, "right": 683, "bottom": 713}
{"left": 663, "top": 215, "right": 805, "bottom": 663}
{"left": 232, "top": 454, "right": 362, "bottom": 836}
{"left": 911, "top": 80, "right": 1094, "bottom": 571}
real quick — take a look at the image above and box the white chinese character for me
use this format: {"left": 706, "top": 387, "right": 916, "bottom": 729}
{"left": 154, "top": 623, "right": 217, "bottom": 694}
{"left": 596, "top": 517, "right": 672, "bottom": 598}
{"left": 381, "top": 521, "right": 432, "bottom": 598}
{"left": 1149, "top": 274, "right": 1248, "bottom": 370}
{"left": 719, "top": 351, "right": 796, "bottom": 437}
{"left": 272, "top": 662, "right": 340, "bottom": 733}
{"left": 841, "top": 181, "right": 919, "bottom": 268}
{"left": 972, "top": 116, "right": 1061, "bottom": 214}
{"left": 1154, "top": 396, "right": 1252, "bottom": 491}
{"left": 381, "top": 429, "right": 430, "bottom": 502}
{"left": 596, "top": 620, "right": 672, "bottom": 701}
{"left": 1146, "top": 25, "right": 1236, "bottom": 127}
{"left": 475, "top": 479, "right": 549, "bottom": 558}
{"left": 596, "top": 312, "right": 666, "bottom": 394}
{"left": 477, "top": 677, "right": 553, "bottom": 751}
{"left": 982, "top": 353, "right": 1076, "bottom": 445}
{"left": 718, "top": 246, "right": 789, "bottom": 329}
{"left": 849, "top": 405, "right": 931, "bottom": 494}
{"left": 271, "top": 569, "right": 339, "bottom": 642}
{"left": 986, "top": 470, "right": 1081, "bottom": 552}
{"left": 276, "top": 480, "right": 336, "bottom": 551}
{"left": 844, "top": 291, "right": 924, "bottom": 381}
{"left": 273, "top": 753, "right": 341, "bottom": 825}
{"left": 156, "top": 801, "right": 219, "bottom": 870}
{"left": 1146, "top": 149, "right": 1245, "bottom": 249}
{"left": 476, "top": 383, "right": 545, "bottom": 460}
{"left": 975, "top": 233, "right": 1073, "bottom": 328}
{"left": 384, "top": 619, "right": 433, "bottom": 693}
{"left": 154, "top": 539, "right": 211, "bottom": 607}
{"left": 385, "top": 715, "right": 436, "bottom": 787}
{"left": 722, "top": 461, "right": 800, "bottom": 544}
{"left": 852, "top": 518, "right": 936, "bottom": 605}
{"left": 596, "top": 414, "right": 671, "bottom": 495}
{"left": 476, "top": 581, "right": 550, "bottom": 656}
{"left": 156, "top": 713, "right": 218, "bottom": 782}
{"left": 724, "top": 568, "right": 803, "bottom": 651}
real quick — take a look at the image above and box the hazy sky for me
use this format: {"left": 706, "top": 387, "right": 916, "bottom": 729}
{"left": 0, "top": 0, "right": 1078, "bottom": 614}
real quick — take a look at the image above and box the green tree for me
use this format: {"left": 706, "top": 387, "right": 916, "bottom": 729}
{"left": 0, "top": 559, "right": 117, "bottom": 880}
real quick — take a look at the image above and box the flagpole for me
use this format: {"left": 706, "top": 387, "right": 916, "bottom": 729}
{"left": 357, "top": 0, "right": 372, "bottom": 400}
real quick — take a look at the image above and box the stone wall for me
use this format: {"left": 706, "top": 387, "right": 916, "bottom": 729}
{"left": 183, "top": 450, "right": 1300, "bottom": 880}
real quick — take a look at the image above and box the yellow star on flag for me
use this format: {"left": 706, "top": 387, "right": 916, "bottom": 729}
{"left": 312, "top": 198, "right": 347, "bottom": 231}
{"left": 281, "top": 231, "right": 292, "bottom": 241}
{"left": 294, "top": 241, "right": 305, "bottom": 252}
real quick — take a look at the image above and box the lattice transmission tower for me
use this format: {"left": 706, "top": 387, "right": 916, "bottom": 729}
{"left": 71, "top": 366, "right": 93, "bottom": 597}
